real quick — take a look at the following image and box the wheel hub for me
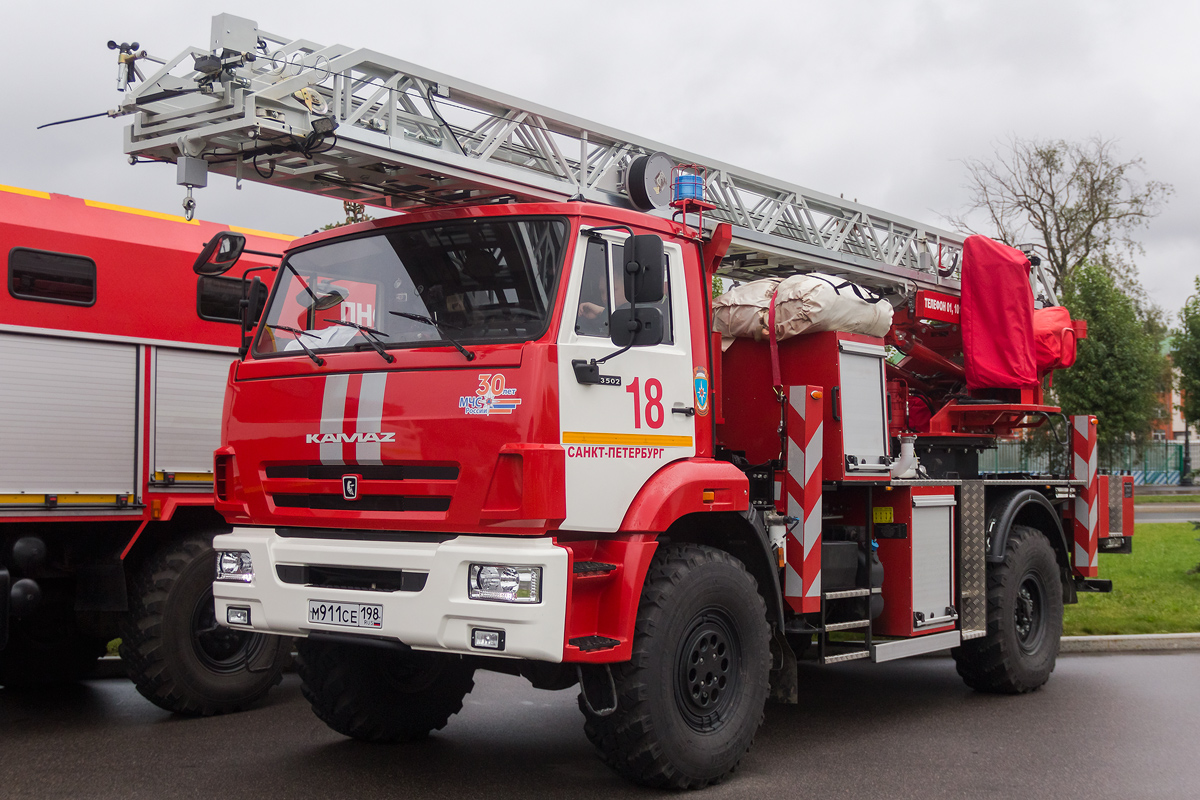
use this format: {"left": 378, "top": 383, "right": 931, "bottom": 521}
{"left": 190, "top": 587, "right": 264, "bottom": 674}
{"left": 675, "top": 609, "right": 740, "bottom": 732}
{"left": 1014, "top": 574, "right": 1045, "bottom": 654}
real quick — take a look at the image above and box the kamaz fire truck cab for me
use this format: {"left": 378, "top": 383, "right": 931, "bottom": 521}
{"left": 208, "top": 203, "right": 724, "bottom": 664}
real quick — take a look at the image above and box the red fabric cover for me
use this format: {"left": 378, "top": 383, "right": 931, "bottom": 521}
{"left": 1033, "top": 305, "right": 1077, "bottom": 373}
{"left": 961, "top": 235, "right": 1038, "bottom": 389}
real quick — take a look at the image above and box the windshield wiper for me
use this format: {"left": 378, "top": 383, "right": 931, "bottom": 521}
{"left": 389, "top": 311, "right": 476, "bottom": 361}
{"left": 324, "top": 320, "right": 396, "bottom": 364}
{"left": 267, "top": 324, "right": 325, "bottom": 366}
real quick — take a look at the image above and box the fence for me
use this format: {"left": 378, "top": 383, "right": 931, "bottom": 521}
{"left": 978, "top": 438, "right": 1191, "bottom": 485}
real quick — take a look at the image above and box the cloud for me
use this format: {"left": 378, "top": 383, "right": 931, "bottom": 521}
{"left": 8, "top": 0, "right": 1196, "bottom": 313}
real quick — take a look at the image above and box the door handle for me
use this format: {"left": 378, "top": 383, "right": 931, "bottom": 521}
{"left": 672, "top": 407, "right": 696, "bottom": 417}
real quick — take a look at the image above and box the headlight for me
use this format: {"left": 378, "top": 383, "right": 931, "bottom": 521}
{"left": 215, "top": 550, "right": 254, "bottom": 582}
{"left": 468, "top": 564, "right": 541, "bottom": 603}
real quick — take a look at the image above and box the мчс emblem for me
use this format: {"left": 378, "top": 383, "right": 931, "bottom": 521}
{"left": 693, "top": 366, "right": 710, "bottom": 417}
{"left": 459, "top": 373, "right": 522, "bottom": 416}
{"left": 342, "top": 474, "right": 360, "bottom": 500}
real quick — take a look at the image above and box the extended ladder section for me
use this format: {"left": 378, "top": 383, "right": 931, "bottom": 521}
{"left": 111, "top": 14, "right": 964, "bottom": 297}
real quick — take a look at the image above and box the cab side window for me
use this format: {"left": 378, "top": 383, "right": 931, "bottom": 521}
{"left": 575, "top": 238, "right": 611, "bottom": 337}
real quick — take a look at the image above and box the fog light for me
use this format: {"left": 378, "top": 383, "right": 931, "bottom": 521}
{"left": 226, "top": 606, "right": 250, "bottom": 625}
{"left": 471, "top": 628, "right": 505, "bottom": 650}
{"left": 467, "top": 564, "right": 541, "bottom": 603}
{"left": 216, "top": 550, "right": 254, "bottom": 582}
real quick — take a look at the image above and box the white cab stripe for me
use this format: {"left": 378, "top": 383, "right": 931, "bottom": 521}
{"left": 356, "top": 373, "right": 387, "bottom": 465}
{"left": 320, "top": 374, "right": 350, "bottom": 466}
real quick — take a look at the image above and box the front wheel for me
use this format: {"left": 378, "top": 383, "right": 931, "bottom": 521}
{"left": 297, "top": 639, "right": 475, "bottom": 742}
{"left": 952, "top": 525, "right": 1064, "bottom": 693}
{"left": 582, "top": 544, "right": 771, "bottom": 789}
{"left": 119, "top": 537, "right": 291, "bottom": 715}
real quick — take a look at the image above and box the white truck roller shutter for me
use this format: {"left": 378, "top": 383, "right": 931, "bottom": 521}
{"left": 153, "top": 348, "right": 235, "bottom": 477}
{"left": 0, "top": 332, "right": 138, "bottom": 495}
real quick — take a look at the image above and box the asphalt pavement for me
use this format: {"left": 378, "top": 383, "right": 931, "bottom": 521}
{"left": 2, "top": 652, "right": 1198, "bottom": 800}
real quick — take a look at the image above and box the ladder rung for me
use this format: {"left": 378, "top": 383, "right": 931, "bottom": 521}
{"left": 822, "top": 650, "right": 871, "bottom": 664}
{"left": 824, "top": 619, "right": 871, "bottom": 632}
{"left": 824, "top": 589, "right": 871, "bottom": 599}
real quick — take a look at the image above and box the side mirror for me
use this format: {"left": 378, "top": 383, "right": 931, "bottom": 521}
{"left": 623, "top": 235, "right": 665, "bottom": 304}
{"left": 239, "top": 276, "right": 267, "bottom": 357}
{"left": 194, "top": 232, "right": 247, "bottom": 276}
{"left": 610, "top": 307, "right": 663, "bottom": 347}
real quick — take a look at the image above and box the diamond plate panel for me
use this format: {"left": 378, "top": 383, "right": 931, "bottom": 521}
{"left": 1108, "top": 476, "right": 1122, "bottom": 535}
{"left": 959, "top": 481, "right": 987, "bottom": 639}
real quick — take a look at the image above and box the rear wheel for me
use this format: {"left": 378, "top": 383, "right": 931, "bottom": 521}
{"left": 120, "top": 536, "right": 291, "bottom": 715}
{"left": 0, "top": 601, "right": 106, "bottom": 688}
{"left": 581, "top": 544, "right": 771, "bottom": 789}
{"left": 297, "top": 639, "right": 475, "bottom": 742}
{"left": 952, "top": 525, "right": 1063, "bottom": 693}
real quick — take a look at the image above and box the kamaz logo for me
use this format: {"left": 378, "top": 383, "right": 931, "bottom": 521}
{"left": 305, "top": 432, "right": 397, "bottom": 444}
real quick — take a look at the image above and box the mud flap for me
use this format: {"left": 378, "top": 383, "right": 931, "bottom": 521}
{"left": 247, "top": 632, "right": 287, "bottom": 673}
{"left": 768, "top": 627, "right": 798, "bottom": 704}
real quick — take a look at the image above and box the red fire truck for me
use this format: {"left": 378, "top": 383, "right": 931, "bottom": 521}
{"left": 0, "top": 185, "right": 292, "bottom": 714}
{"left": 109, "top": 15, "right": 1134, "bottom": 787}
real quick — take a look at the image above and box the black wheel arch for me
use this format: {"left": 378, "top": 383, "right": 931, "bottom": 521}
{"left": 660, "top": 510, "right": 785, "bottom": 633}
{"left": 985, "top": 488, "right": 1075, "bottom": 603}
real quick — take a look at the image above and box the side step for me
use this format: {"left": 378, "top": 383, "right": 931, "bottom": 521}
{"left": 817, "top": 587, "right": 873, "bottom": 665}
{"left": 573, "top": 561, "right": 617, "bottom": 576}
{"left": 569, "top": 635, "right": 620, "bottom": 652}
{"left": 824, "top": 619, "right": 871, "bottom": 632}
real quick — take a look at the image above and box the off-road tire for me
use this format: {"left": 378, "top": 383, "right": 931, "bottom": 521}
{"left": 0, "top": 603, "right": 106, "bottom": 688}
{"left": 581, "top": 543, "right": 771, "bottom": 789}
{"left": 119, "top": 536, "right": 291, "bottom": 715}
{"left": 297, "top": 639, "right": 475, "bottom": 742}
{"left": 952, "top": 525, "right": 1063, "bottom": 693}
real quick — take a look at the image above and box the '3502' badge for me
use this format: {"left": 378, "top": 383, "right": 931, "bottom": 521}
{"left": 693, "top": 367, "right": 710, "bottom": 417}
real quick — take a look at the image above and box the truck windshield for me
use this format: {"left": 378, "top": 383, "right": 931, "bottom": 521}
{"left": 254, "top": 216, "right": 568, "bottom": 356}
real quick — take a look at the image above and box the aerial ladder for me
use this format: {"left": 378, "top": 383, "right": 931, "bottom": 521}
{"left": 108, "top": 14, "right": 996, "bottom": 297}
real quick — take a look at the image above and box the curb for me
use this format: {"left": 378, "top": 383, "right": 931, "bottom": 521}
{"left": 1059, "top": 633, "right": 1200, "bottom": 653}
{"left": 1133, "top": 504, "right": 1200, "bottom": 513}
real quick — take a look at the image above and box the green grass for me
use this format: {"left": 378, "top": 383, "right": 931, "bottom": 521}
{"left": 1134, "top": 494, "right": 1200, "bottom": 504}
{"left": 1062, "top": 522, "right": 1200, "bottom": 635}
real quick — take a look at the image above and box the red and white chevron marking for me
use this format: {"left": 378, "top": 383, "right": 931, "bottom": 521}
{"left": 1071, "top": 415, "right": 1099, "bottom": 577}
{"left": 783, "top": 385, "right": 824, "bottom": 613}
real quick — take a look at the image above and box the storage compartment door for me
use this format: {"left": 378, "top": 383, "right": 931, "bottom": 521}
{"left": 153, "top": 349, "right": 235, "bottom": 479}
{"left": 838, "top": 340, "right": 889, "bottom": 473}
{"left": 911, "top": 493, "right": 957, "bottom": 630}
{"left": 0, "top": 332, "right": 138, "bottom": 495}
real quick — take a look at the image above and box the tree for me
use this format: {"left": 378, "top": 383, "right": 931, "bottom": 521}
{"left": 948, "top": 136, "right": 1172, "bottom": 293}
{"left": 1053, "top": 262, "right": 1168, "bottom": 458}
{"left": 1173, "top": 280, "right": 1200, "bottom": 427}
{"left": 323, "top": 201, "right": 374, "bottom": 230}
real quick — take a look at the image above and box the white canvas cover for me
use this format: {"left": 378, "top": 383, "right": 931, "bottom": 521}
{"left": 712, "top": 273, "right": 893, "bottom": 349}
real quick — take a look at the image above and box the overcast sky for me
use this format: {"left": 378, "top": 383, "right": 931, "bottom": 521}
{"left": 7, "top": 1, "right": 1197, "bottom": 317}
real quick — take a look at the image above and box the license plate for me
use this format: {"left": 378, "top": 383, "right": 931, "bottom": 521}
{"left": 307, "top": 600, "right": 383, "bottom": 629}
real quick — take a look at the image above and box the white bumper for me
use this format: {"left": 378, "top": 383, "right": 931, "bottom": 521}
{"left": 212, "top": 528, "right": 569, "bottom": 662}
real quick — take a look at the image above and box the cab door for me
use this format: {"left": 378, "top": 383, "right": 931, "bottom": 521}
{"left": 556, "top": 232, "right": 696, "bottom": 533}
